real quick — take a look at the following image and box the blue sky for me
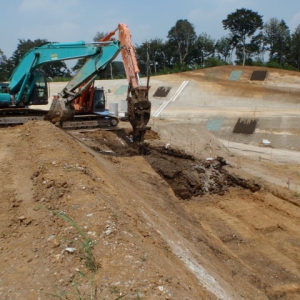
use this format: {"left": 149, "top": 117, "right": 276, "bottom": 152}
{"left": 1, "top": 0, "right": 300, "bottom": 58}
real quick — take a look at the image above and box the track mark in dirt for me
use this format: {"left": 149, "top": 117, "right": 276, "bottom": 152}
{"left": 186, "top": 187, "right": 300, "bottom": 299}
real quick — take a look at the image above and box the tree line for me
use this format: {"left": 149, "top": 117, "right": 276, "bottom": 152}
{"left": 1, "top": 8, "right": 300, "bottom": 82}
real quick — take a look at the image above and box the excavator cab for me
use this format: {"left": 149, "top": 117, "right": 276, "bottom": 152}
{"left": 0, "top": 83, "right": 9, "bottom": 94}
{"left": 0, "top": 83, "right": 10, "bottom": 106}
{"left": 0, "top": 70, "right": 48, "bottom": 107}
{"left": 27, "top": 70, "right": 48, "bottom": 105}
{"left": 92, "top": 88, "right": 106, "bottom": 112}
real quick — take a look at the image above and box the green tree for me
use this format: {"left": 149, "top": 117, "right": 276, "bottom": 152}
{"left": 135, "top": 42, "right": 149, "bottom": 75}
{"left": 135, "top": 38, "right": 166, "bottom": 75}
{"left": 289, "top": 25, "right": 300, "bottom": 69}
{"left": 167, "top": 19, "right": 196, "bottom": 68}
{"left": 0, "top": 49, "right": 7, "bottom": 81}
{"left": 0, "top": 49, "right": 4, "bottom": 63}
{"left": 190, "top": 33, "right": 215, "bottom": 66}
{"left": 235, "top": 32, "right": 267, "bottom": 65}
{"left": 215, "top": 36, "right": 232, "bottom": 63}
{"left": 1, "top": 58, "right": 14, "bottom": 81}
{"left": 93, "top": 31, "right": 106, "bottom": 42}
{"left": 11, "top": 39, "right": 71, "bottom": 78}
{"left": 250, "top": 32, "right": 268, "bottom": 63}
{"left": 264, "top": 18, "right": 290, "bottom": 66}
{"left": 222, "top": 8, "right": 263, "bottom": 66}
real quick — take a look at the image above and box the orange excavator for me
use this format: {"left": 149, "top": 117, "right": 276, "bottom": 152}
{"left": 73, "top": 23, "right": 151, "bottom": 142}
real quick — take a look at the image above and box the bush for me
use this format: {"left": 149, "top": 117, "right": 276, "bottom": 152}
{"left": 282, "top": 63, "right": 299, "bottom": 71}
{"left": 265, "top": 61, "right": 282, "bottom": 69}
{"left": 252, "top": 59, "right": 264, "bottom": 67}
{"left": 50, "top": 76, "right": 72, "bottom": 82}
{"left": 204, "top": 57, "right": 226, "bottom": 68}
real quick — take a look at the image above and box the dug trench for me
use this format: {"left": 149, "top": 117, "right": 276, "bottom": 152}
{"left": 72, "top": 127, "right": 261, "bottom": 201}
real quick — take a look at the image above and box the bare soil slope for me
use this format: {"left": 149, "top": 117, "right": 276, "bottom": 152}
{"left": 176, "top": 65, "right": 300, "bottom": 96}
{"left": 1, "top": 66, "right": 300, "bottom": 300}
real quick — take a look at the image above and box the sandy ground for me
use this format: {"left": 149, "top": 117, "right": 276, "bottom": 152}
{"left": 1, "top": 66, "right": 300, "bottom": 300}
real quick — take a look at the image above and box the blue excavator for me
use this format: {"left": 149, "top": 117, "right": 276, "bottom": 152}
{"left": 0, "top": 24, "right": 151, "bottom": 142}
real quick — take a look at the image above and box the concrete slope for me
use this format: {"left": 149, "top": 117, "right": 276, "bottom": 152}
{"left": 33, "top": 66, "right": 300, "bottom": 150}
{"left": 149, "top": 67, "right": 300, "bottom": 151}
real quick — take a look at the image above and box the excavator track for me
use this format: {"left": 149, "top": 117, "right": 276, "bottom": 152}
{"left": 0, "top": 108, "right": 47, "bottom": 126}
{"left": 0, "top": 108, "right": 119, "bottom": 129}
{"left": 60, "top": 114, "right": 119, "bottom": 129}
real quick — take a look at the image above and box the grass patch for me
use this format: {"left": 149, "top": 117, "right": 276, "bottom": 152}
{"left": 46, "top": 210, "right": 128, "bottom": 299}
{"left": 139, "top": 256, "right": 147, "bottom": 262}
{"left": 47, "top": 272, "right": 96, "bottom": 299}
{"left": 109, "top": 285, "right": 120, "bottom": 294}
{"left": 49, "top": 209, "right": 99, "bottom": 272}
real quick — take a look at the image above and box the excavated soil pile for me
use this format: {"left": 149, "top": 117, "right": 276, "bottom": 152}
{"left": 144, "top": 146, "right": 260, "bottom": 199}
{"left": 76, "top": 128, "right": 260, "bottom": 200}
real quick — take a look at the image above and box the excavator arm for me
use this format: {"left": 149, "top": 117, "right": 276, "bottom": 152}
{"left": 9, "top": 41, "right": 104, "bottom": 102}
{"left": 104, "top": 23, "right": 151, "bottom": 142}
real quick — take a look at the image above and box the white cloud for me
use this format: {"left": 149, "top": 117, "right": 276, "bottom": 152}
{"left": 19, "top": 0, "right": 80, "bottom": 20}
{"left": 189, "top": 8, "right": 206, "bottom": 20}
{"left": 19, "top": 0, "right": 51, "bottom": 11}
{"left": 290, "top": 12, "right": 300, "bottom": 31}
{"left": 18, "top": 21, "right": 82, "bottom": 43}
{"left": 15, "top": 0, "right": 83, "bottom": 45}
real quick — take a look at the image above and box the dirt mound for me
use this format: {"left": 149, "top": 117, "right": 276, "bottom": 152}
{"left": 1, "top": 114, "right": 300, "bottom": 300}
{"left": 0, "top": 121, "right": 216, "bottom": 299}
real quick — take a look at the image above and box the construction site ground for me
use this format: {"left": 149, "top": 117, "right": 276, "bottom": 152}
{"left": 1, "top": 66, "right": 300, "bottom": 300}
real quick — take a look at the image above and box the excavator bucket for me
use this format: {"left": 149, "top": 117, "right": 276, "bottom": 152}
{"left": 127, "top": 86, "right": 151, "bottom": 142}
{"left": 44, "top": 96, "right": 75, "bottom": 124}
